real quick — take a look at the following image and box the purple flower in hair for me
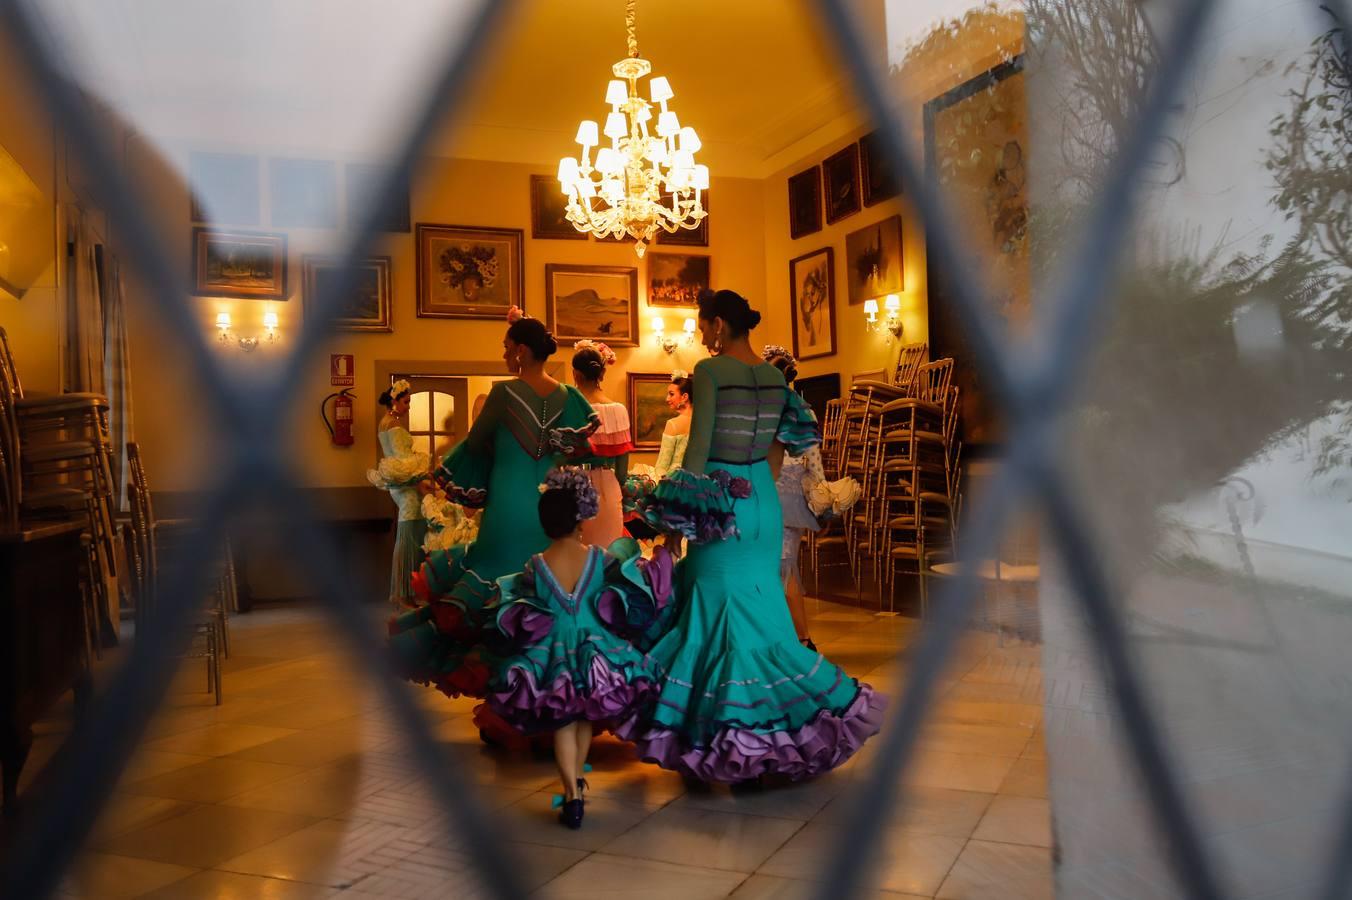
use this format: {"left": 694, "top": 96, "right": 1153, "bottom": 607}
{"left": 541, "top": 467, "right": 600, "bottom": 521}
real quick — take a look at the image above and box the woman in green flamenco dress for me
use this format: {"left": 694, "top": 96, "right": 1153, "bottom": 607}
{"left": 620, "top": 290, "right": 886, "bottom": 782}
{"left": 388, "top": 308, "right": 599, "bottom": 728}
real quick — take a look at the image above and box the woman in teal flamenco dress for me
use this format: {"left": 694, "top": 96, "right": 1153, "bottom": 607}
{"left": 487, "top": 467, "right": 673, "bottom": 829}
{"left": 620, "top": 290, "right": 886, "bottom": 783}
{"left": 388, "top": 310, "right": 600, "bottom": 739}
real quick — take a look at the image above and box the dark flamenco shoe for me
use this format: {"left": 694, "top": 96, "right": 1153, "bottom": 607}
{"left": 559, "top": 798, "right": 585, "bottom": 829}
{"left": 800, "top": 637, "right": 818, "bottom": 652}
{"left": 576, "top": 777, "right": 589, "bottom": 799}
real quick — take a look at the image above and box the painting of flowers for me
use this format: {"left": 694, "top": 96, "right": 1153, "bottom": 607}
{"left": 416, "top": 224, "right": 524, "bottom": 319}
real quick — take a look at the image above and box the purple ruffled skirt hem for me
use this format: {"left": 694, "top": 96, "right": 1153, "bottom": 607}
{"left": 487, "top": 655, "right": 656, "bottom": 734}
{"left": 617, "top": 684, "right": 887, "bottom": 783}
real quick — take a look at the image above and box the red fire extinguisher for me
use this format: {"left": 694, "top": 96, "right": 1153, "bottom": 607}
{"left": 322, "top": 389, "right": 355, "bottom": 446}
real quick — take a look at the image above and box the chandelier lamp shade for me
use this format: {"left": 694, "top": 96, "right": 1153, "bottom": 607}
{"left": 557, "top": 0, "right": 708, "bottom": 257}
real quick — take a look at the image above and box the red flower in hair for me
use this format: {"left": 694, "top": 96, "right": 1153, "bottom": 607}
{"left": 506, "top": 305, "right": 524, "bottom": 323}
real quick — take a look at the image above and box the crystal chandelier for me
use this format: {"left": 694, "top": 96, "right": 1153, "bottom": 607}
{"left": 557, "top": 0, "right": 708, "bottom": 258}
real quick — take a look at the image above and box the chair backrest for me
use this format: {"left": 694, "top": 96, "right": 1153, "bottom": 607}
{"left": 125, "top": 442, "right": 157, "bottom": 615}
{"left": 913, "top": 358, "right": 955, "bottom": 405}
{"left": 892, "top": 343, "right": 928, "bottom": 393}
{"left": 0, "top": 327, "right": 21, "bottom": 401}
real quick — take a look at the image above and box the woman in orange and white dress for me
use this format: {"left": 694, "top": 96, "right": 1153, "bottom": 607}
{"left": 571, "top": 340, "right": 632, "bottom": 547}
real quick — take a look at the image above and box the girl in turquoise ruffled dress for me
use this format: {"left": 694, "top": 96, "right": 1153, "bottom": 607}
{"left": 620, "top": 290, "right": 886, "bottom": 783}
{"left": 487, "top": 468, "right": 672, "bottom": 829}
{"left": 388, "top": 309, "right": 600, "bottom": 736}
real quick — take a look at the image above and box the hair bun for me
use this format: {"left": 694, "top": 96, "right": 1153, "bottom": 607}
{"left": 745, "top": 309, "right": 762, "bottom": 330}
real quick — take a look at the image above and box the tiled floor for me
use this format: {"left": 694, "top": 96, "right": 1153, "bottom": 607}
{"left": 22, "top": 599, "right": 1053, "bottom": 899}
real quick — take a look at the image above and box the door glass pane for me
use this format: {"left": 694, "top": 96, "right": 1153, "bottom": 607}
{"left": 431, "top": 391, "right": 454, "bottom": 432}
{"left": 408, "top": 391, "right": 431, "bottom": 432}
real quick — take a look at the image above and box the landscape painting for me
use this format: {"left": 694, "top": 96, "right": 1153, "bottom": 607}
{"left": 416, "top": 224, "right": 523, "bottom": 319}
{"left": 192, "top": 228, "right": 287, "bottom": 299}
{"left": 546, "top": 264, "right": 638, "bottom": 346}
{"left": 302, "top": 255, "right": 391, "bottom": 332}
{"left": 628, "top": 373, "right": 678, "bottom": 451}
{"left": 647, "top": 253, "right": 710, "bottom": 308}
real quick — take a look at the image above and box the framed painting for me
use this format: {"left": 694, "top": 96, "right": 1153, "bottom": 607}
{"left": 844, "top": 215, "right": 903, "bottom": 306}
{"left": 531, "top": 174, "right": 586, "bottom": 240}
{"left": 647, "top": 252, "right": 710, "bottom": 308}
{"left": 270, "top": 158, "right": 338, "bottom": 229}
{"left": 189, "top": 152, "right": 260, "bottom": 225}
{"left": 923, "top": 54, "right": 1028, "bottom": 447}
{"left": 859, "top": 130, "right": 902, "bottom": 206}
{"left": 346, "top": 163, "right": 411, "bottom": 232}
{"left": 191, "top": 228, "right": 287, "bottom": 299}
{"left": 545, "top": 264, "right": 639, "bottom": 347}
{"left": 655, "top": 191, "right": 710, "bottom": 247}
{"left": 822, "top": 144, "right": 861, "bottom": 224}
{"left": 787, "top": 167, "right": 821, "bottom": 239}
{"left": 416, "top": 224, "right": 524, "bottom": 319}
{"left": 301, "top": 255, "right": 391, "bottom": 332}
{"left": 795, "top": 373, "right": 842, "bottom": 426}
{"left": 789, "top": 247, "right": 836, "bottom": 360}
{"left": 628, "top": 373, "right": 678, "bottom": 451}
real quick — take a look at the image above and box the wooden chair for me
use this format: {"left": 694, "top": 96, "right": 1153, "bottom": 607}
{"left": 891, "top": 342, "right": 929, "bottom": 394}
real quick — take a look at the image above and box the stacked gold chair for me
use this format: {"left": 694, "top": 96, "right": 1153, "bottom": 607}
{"left": 891, "top": 342, "right": 929, "bottom": 395}
{"left": 0, "top": 327, "right": 117, "bottom": 654}
{"left": 124, "top": 442, "right": 226, "bottom": 704}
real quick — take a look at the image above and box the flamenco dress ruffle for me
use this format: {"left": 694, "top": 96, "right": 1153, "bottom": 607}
{"left": 485, "top": 543, "right": 672, "bottom": 735}
{"left": 615, "top": 389, "right": 886, "bottom": 782}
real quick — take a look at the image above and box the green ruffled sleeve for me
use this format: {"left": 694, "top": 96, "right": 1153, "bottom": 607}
{"left": 777, "top": 389, "right": 821, "bottom": 457}
{"left": 548, "top": 385, "right": 601, "bottom": 458}
{"left": 596, "top": 539, "right": 678, "bottom": 649}
{"left": 434, "top": 383, "right": 505, "bottom": 507}
{"left": 493, "top": 563, "right": 555, "bottom": 648}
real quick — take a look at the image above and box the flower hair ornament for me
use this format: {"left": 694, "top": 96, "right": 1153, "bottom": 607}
{"left": 389, "top": 378, "right": 412, "bottom": 398}
{"left": 573, "top": 339, "right": 617, "bottom": 366}
{"left": 538, "top": 466, "right": 601, "bottom": 522}
{"left": 506, "top": 305, "right": 525, "bottom": 323}
{"left": 670, "top": 368, "right": 688, "bottom": 382}
{"left": 760, "top": 345, "right": 796, "bottom": 367}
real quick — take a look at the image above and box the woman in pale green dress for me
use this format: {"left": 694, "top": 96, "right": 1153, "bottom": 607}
{"left": 367, "top": 379, "right": 430, "bottom": 609}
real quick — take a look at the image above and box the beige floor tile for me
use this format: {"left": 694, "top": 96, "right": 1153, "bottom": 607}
{"left": 96, "top": 804, "right": 318, "bottom": 869}
{"left": 223, "top": 761, "right": 388, "bottom": 819}
{"left": 88, "top": 793, "right": 200, "bottom": 843}
{"left": 937, "top": 839, "right": 1054, "bottom": 899}
{"left": 917, "top": 722, "right": 1035, "bottom": 758}
{"left": 1022, "top": 733, "right": 1047, "bottom": 760}
{"left": 128, "top": 757, "right": 305, "bottom": 804}
{"left": 116, "top": 749, "right": 212, "bottom": 784}
{"left": 998, "top": 757, "right": 1049, "bottom": 799}
{"left": 215, "top": 818, "right": 424, "bottom": 888}
{"left": 973, "top": 795, "right": 1054, "bottom": 848}
{"left": 760, "top": 821, "right": 966, "bottom": 896}
{"left": 356, "top": 781, "right": 533, "bottom": 833}
{"left": 138, "top": 869, "right": 333, "bottom": 900}
{"left": 602, "top": 804, "right": 803, "bottom": 872}
{"left": 497, "top": 792, "right": 661, "bottom": 851}
{"left": 819, "top": 785, "right": 993, "bottom": 838}
{"left": 143, "top": 723, "right": 299, "bottom": 758}
{"left": 539, "top": 852, "right": 748, "bottom": 899}
{"left": 61, "top": 852, "right": 198, "bottom": 900}
{"left": 343, "top": 840, "right": 584, "bottom": 897}
{"left": 730, "top": 873, "right": 926, "bottom": 899}
{"left": 672, "top": 774, "right": 849, "bottom": 822}
{"left": 933, "top": 699, "right": 1043, "bottom": 729}
{"left": 905, "top": 750, "right": 1017, "bottom": 794}
{"left": 229, "top": 698, "right": 361, "bottom": 730}
{"left": 225, "top": 721, "right": 374, "bottom": 768}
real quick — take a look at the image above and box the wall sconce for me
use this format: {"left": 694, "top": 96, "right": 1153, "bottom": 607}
{"left": 865, "top": 294, "right": 904, "bottom": 343}
{"left": 215, "top": 310, "right": 279, "bottom": 352}
{"left": 652, "top": 316, "right": 697, "bottom": 355}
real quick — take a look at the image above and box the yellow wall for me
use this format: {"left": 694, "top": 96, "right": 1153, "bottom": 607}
{"left": 120, "top": 150, "right": 765, "bottom": 490}
{"left": 762, "top": 133, "right": 926, "bottom": 387}
{"left": 0, "top": 47, "right": 61, "bottom": 394}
